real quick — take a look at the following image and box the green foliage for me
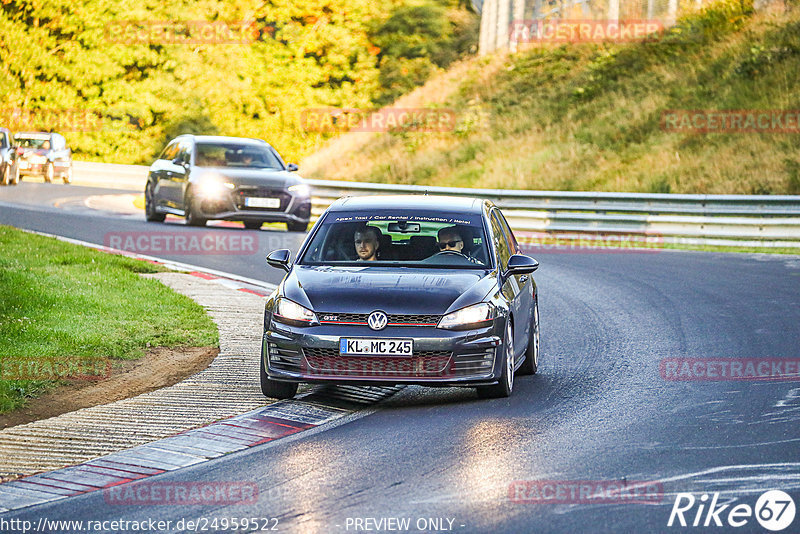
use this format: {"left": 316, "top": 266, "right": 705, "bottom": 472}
{"left": 370, "top": 0, "right": 479, "bottom": 104}
{"left": 0, "top": 0, "right": 478, "bottom": 164}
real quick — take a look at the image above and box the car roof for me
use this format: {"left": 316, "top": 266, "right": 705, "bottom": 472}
{"left": 177, "top": 135, "right": 270, "bottom": 146}
{"left": 15, "top": 132, "right": 52, "bottom": 139}
{"left": 328, "top": 195, "right": 489, "bottom": 214}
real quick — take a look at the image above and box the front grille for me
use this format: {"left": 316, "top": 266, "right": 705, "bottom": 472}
{"left": 303, "top": 347, "right": 452, "bottom": 377}
{"left": 452, "top": 348, "right": 495, "bottom": 377}
{"left": 268, "top": 343, "right": 302, "bottom": 372}
{"left": 234, "top": 187, "right": 291, "bottom": 211}
{"left": 317, "top": 313, "right": 440, "bottom": 326}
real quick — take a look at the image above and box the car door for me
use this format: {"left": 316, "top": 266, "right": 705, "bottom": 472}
{"left": 497, "top": 209, "right": 534, "bottom": 349}
{"left": 490, "top": 210, "right": 527, "bottom": 362}
{"left": 173, "top": 139, "right": 193, "bottom": 210}
{"left": 155, "top": 141, "right": 184, "bottom": 208}
{"left": 50, "top": 134, "right": 70, "bottom": 174}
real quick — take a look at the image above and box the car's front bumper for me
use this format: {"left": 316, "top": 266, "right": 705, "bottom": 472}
{"left": 263, "top": 320, "right": 505, "bottom": 387}
{"left": 194, "top": 188, "right": 311, "bottom": 224}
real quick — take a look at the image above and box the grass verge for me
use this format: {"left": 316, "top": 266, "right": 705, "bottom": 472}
{"left": 0, "top": 226, "right": 219, "bottom": 413}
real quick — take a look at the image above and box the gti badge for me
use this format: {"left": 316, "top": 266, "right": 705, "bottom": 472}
{"left": 368, "top": 311, "right": 388, "bottom": 331}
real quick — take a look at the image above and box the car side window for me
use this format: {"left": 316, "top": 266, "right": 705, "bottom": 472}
{"left": 490, "top": 211, "right": 511, "bottom": 270}
{"left": 178, "top": 140, "right": 192, "bottom": 165}
{"left": 0, "top": 133, "right": 7, "bottom": 148}
{"left": 161, "top": 142, "right": 179, "bottom": 161}
{"left": 496, "top": 210, "right": 520, "bottom": 254}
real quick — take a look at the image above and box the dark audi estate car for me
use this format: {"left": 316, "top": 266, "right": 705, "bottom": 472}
{"left": 261, "top": 195, "right": 540, "bottom": 399}
{"left": 145, "top": 135, "right": 311, "bottom": 231}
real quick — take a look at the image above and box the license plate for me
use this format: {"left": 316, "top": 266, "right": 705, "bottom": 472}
{"left": 339, "top": 338, "right": 413, "bottom": 356}
{"left": 244, "top": 197, "right": 280, "bottom": 208}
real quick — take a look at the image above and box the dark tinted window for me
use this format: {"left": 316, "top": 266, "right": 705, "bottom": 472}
{"left": 195, "top": 143, "right": 282, "bottom": 169}
{"left": 496, "top": 210, "right": 520, "bottom": 254}
{"left": 177, "top": 140, "right": 192, "bottom": 164}
{"left": 300, "top": 210, "right": 490, "bottom": 268}
{"left": 0, "top": 132, "right": 7, "bottom": 147}
{"left": 490, "top": 211, "right": 511, "bottom": 269}
{"left": 161, "top": 141, "right": 179, "bottom": 161}
{"left": 15, "top": 135, "right": 50, "bottom": 148}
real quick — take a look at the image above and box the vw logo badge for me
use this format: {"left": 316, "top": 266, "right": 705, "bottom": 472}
{"left": 368, "top": 311, "right": 388, "bottom": 331}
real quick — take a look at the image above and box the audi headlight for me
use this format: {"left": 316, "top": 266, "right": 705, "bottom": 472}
{"left": 437, "top": 303, "right": 495, "bottom": 330}
{"left": 288, "top": 183, "right": 310, "bottom": 197}
{"left": 196, "top": 176, "right": 235, "bottom": 197}
{"left": 274, "top": 297, "right": 318, "bottom": 326}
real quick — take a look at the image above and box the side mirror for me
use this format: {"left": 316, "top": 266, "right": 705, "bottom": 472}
{"left": 286, "top": 163, "right": 299, "bottom": 172}
{"left": 504, "top": 254, "right": 539, "bottom": 278}
{"left": 267, "top": 249, "right": 292, "bottom": 272}
{"left": 172, "top": 157, "right": 186, "bottom": 167}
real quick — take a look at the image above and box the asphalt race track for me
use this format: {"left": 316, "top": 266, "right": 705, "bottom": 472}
{"left": 1, "top": 182, "right": 799, "bottom": 533}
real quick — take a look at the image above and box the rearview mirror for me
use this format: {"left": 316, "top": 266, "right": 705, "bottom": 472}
{"left": 387, "top": 221, "right": 421, "bottom": 233}
{"left": 286, "top": 163, "right": 299, "bottom": 172}
{"left": 266, "top": 249, "right": 292, "bottom": 272}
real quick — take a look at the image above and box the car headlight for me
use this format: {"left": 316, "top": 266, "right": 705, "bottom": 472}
{"left": 288, "top": 183, "right": 310, "bottom": 197}
{"left": 274, "top": 297, "right": 318, "bottom": 326}
{"left": 196, "top": 176, "right": 235, "bottom": 197}
{"left": 437, "top": 303, "right": 495, "bottom": 330}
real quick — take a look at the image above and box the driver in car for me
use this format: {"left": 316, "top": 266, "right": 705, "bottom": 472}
{"left": 437, "top": 226, "right": 480, "bottom": 263}
{"left": 354, "top": 225, "right": 381, "bottom": 261}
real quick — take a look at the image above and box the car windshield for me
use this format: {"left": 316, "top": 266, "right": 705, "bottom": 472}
{"left": 300, "top": 210, "right": 491, "bottom": 269}
{"left": 15, "top": 136, "right": 49, "bottom": 148}
{"left": 195, "top": 143, "right": 283, "bottom": 169}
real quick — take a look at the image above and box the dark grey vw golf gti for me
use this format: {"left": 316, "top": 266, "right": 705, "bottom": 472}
{"left": 261, "top": 195, "right": 540, "bottom": 399}
{"left": 145, "top": 135, "right": 311, "bottom": 231}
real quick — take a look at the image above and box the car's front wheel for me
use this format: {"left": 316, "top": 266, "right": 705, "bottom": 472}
{"left": 1, "top": 164, "right": 8, "bottom": 185}
{"left": 62, "top": 164, "right": 72, "bottom": 184}
{"left": 184, "top": 191, "right": 207, "bottom": 227}
{"left": 477, "top": 319, "right": 514, "bottom": 399}
{"left": 518, "top": 298, "right": 539, "bottom": 376}
{"left": 44, "top": 162, "right": 54, "bottom": 183}
{"left": 260, "top": 353, "right": 298, "bottom": 399}
{"left": 144, "top": 181, "right": 166, "bottom": 222}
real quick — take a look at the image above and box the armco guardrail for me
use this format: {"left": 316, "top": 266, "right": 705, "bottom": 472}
{"left": 306, "top": 179, "right": 800, "bottom": 246}
{"left": 71, "top": 161, "right": 800, "bottom": 247}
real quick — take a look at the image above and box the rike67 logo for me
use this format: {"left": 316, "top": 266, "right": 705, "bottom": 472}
{"left": 668, "top": 490, "right": 795, "bottom": 531}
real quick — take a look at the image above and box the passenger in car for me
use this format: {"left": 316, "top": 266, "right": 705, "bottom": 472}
{"left": 354, "top": 225, "right": 381, "bottom": 261}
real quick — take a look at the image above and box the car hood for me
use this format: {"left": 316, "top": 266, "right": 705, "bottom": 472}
{"left": 283, "top": 265, "right": 497, "bottom": 316}
{"left": 194, "top": 168, "right": 297, "bottom": 188}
